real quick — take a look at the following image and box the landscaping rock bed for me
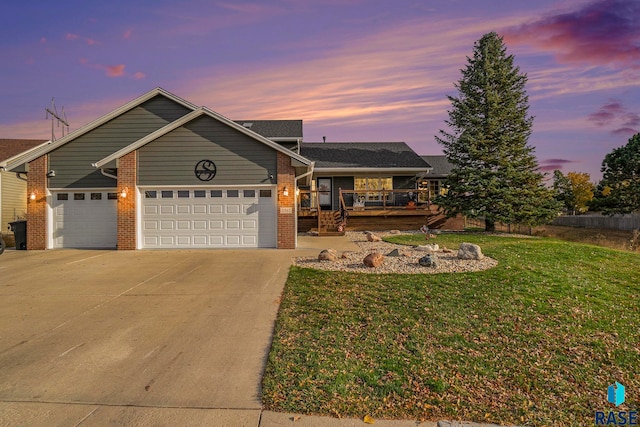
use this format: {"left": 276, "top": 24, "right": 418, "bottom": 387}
{"left": 293, "top": 231, "right": 498, "bottom": 274}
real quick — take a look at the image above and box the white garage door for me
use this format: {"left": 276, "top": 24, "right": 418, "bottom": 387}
{"left": 52, "top": 190, "right": 118, "bottom": 249}
{"left": 141, "top": 187, "right": 276, "bottom": 249}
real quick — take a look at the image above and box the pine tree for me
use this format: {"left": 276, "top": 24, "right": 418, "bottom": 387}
{"left": 436, "top": 32, "right": 560, "bottom": 231}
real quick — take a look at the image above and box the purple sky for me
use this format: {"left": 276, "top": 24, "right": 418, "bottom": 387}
{"left": 2, "top": 0, "right": 639, "bottom": 181}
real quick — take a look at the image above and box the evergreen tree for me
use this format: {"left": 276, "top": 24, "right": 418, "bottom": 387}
{"left": 436, "top": 32, "right": 560, "bottom": 231}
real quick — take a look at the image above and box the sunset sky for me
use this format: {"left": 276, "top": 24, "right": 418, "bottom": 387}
{"left": 2, "top": 0, "right": 639, "bottom": 181}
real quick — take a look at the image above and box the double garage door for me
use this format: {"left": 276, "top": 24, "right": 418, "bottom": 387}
{"left": 51, "top": 187, "right": 277, "bottom": 249}
{"left": 141, "top": 187, "right": 277, "bottom": 249}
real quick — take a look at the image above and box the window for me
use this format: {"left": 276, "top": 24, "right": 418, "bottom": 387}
{"left": 259, "top": 189, "right": 272, "bottom": 198}
{"left": 211, "top": 190, "right": 222, "bottom": 198}
{"left": 354, "top": 177, "right": 393, "bottom": 201}
{"left": 57, "top": 193, "right": 68, "bottom": 200}
{"left": 91, "top": 193, "right": 102, "bottom": 200}
{"left": 178, "top": 190, "right": 189, "bottom": 198}
{"left": 194, "top": 190, "right": 206, "bottom": 198}
{"left": 227, "top": 190, "right": 239, "bottom": 198}
{"left": 74, "top": 193, "right": 85, "bottom": 201}
{"left": 145, "top": 191, "right": 157, "bottom": 199}
{"left": 107, "top": 193, "right": 118, "bottom": 200}
{"left": 161, "top": 190, "right": 173, "bottom": 198}
{"left": 243, "top": 189, "right": 255, "bottom": 198}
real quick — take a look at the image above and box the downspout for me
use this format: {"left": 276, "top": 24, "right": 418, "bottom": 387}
{"left": 295, "top": 161, "right": 315, "bottom": 186}
{"left": 100, "top": 169, "right": 118, "bottom": 180}
{"left": 14, "top": 172, "right": 28, "bottom": 182}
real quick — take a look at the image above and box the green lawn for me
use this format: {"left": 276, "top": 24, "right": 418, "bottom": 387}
{"left": 262, "top": 233, "right": 639, "bottom": 426}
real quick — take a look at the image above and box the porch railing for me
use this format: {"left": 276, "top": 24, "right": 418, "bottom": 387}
{"left": 339, "top": 188, "right": 431, "bottom": 212}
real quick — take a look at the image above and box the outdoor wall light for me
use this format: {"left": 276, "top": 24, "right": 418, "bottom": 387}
{"left": 29, "top": 192, "right": 36, "bottom": 201}
{"left": 46, "top": 170, "right": 56, "bottom": 178}
{"left": 283, "top": 186, "right": 289, "bottom": 197}
{"left": 120, "top": 187, "right": 128, "bottom": 198}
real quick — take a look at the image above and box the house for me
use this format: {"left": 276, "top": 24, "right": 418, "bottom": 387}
{"left": 0, "top": 88, "right": 459, "bottom": 250}
{"left": 0, "top": 139, "right": 48, "bottom": 244}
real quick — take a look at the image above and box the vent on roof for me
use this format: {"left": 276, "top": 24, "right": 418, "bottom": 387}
{"left": 242, "top": 122, "right": 253, "bottom": 128}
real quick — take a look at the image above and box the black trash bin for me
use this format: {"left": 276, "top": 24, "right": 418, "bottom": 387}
{"left": 9, "top": 220, "right": 27, "bottom": 250}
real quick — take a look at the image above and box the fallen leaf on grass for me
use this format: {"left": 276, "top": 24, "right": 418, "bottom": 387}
{"left": 363, "top": 415, "right": 375, "bottom": 424}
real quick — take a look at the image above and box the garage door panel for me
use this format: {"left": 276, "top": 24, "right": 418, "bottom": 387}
{"left": 141, "top": 187, "right": 276, "bottom": 249}
{"left": 52, "top": 191, "right": 117, "bottom": 249}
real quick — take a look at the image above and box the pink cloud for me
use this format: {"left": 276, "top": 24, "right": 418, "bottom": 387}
{"left": 123, "top": 29, "right": 133, "bottom": 40}
{"left": 133, "top": 71, "right": 146, "bottom": 79}
{"left": 66, "top": 32, "right": 99, "bottom": 45}
{"left": 79, "top": 59, "right": 126, "bottom": 78}
{"left": 105, "top": 64, "right": 126, "bottom": 77}
{"left": 504, "top": 0, "right": 640, "bottom": 69}
{"left": 588, "top": 100, "right": 625, "bottom": 127}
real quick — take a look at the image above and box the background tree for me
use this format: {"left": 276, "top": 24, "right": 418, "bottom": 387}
{"left": 553, "top": 170, "right": 594, "bottom": 215}
{"left": 591, "top": 133, "right": 640, "bottom": 215}
{"left": 436, "top": 32, "right": 560, "bottom": 231}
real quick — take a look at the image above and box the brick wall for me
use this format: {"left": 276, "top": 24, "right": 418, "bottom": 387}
{"left": 117, "top": 151, "right": 137, "bottom": 250}
{"left": 26, "top": 155, "right": 48, "bottom": 250}
{"left": 276, "top": 151, "right": 296, "bottom": 249}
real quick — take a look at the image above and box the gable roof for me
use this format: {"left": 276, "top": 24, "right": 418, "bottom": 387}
{"left": 300, "top": 142, "right": 430, "bottom": 172}
{"left": 2, "top": 88, "right": 198, "bottom": 171}
{"left": 0, "top": 139, "right": 48, "bottom": 164}
{"left": 94, "top": 107, "right": 312, "bottom": 168}
{"left": 233, "top": 120, "right": 302, "bottom": 139}
{"left": 421, "top": 155, "right": 453, "bottom": 177}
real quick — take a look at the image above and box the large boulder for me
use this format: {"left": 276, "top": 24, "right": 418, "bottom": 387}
{"left": 365, "top": 231, "right": 382, "bottom": 242}
{"left": 457, "top": 242, "right": 484, "bottom": 260}
{"left": 419, "top": 253, "right": 438, "bottom": 267}
{"left": 318, "top": 248, "right": 337, "bottom": 262}
{"left": 415, "top": 243, "right": 439, "bottom": 253}
{"left": 363, "top": 252, "right": 384, "bottom": 268}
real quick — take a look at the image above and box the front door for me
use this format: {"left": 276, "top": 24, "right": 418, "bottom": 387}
{"left": 317, "top": 178, "right": 332, "bottom": 209}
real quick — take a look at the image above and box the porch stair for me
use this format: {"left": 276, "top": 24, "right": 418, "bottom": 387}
{"left": 317, "top": 210, "right": 345, "bottom": 236}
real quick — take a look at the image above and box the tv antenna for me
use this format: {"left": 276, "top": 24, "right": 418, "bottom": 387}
{"left": 45, "top": 98, "right": 69, "bottom": 141}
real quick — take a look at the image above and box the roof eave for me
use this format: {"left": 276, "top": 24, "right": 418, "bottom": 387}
{"left": 93, "top": 107, "right": 312, "bottom": 168}
{"left": 313, "top": 167, "right": 431, "bottom": 174}
{"left": 6, "top": 88, "right": 198, "bottom": 170}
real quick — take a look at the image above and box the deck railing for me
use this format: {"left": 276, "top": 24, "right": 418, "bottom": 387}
{"left": 339, "top": 188, "right": 431, "bottom": 212}
{"left": 297, "top": 188, "right": 432, "bottom": 218}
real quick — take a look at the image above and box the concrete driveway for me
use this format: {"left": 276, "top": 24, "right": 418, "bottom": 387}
{"left": 0, "top": 248, "right": 297, "bottom": 426}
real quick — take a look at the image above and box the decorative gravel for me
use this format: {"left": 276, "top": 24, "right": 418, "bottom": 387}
{"left": 293, "top": 231, "right": 498, "bottom": 274}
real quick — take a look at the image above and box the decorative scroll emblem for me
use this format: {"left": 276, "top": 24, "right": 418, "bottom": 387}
{"left": 195, "top": 160, "right": 217, "bottom": 181}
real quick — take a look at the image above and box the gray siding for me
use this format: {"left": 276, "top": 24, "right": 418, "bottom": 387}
{"left": 393, "top": 176, "right": 417, "bottom": 206}
{"left": 49, "top": 95, "right": 192, "bottom": 188}
{"left": 138, "top": 115, "right": 277, "bottom": 186}
{"left": 332, "top": 176, "right": 353, "bottom": 210}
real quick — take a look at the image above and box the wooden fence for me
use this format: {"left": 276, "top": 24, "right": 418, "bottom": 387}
{"left": 552, "top": 214, "right": 640, "bottom": 231}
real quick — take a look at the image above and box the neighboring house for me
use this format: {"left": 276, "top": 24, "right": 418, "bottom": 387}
{"left": 420, "top": 155, "right": 454, "bottom": 198}
{"left": 0, "top": 139, "right": 48, "bottom": 240}
{"left": 0, "top": 87, "right": 458, "bottom": 250}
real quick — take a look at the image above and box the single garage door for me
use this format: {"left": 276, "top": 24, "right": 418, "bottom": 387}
{"left": 52, "top": 190, "right": 118, "bottom": 248}
{"left": 141, "top": 187, "right": 277, "bottom": 248}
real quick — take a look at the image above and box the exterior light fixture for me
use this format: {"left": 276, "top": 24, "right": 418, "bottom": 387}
{"left": 120, "top": 188, "right": 128, "bottom": 198}
{"left": 283, "top": 186, "right": 289, "bottom": 197}
{"left": 29, "top": 192, "right": 36, "bottom": 201}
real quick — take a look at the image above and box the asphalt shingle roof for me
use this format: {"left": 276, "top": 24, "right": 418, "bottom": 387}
{"left": 421, "top": 155, "right": 453, "bottom": 177}
{"left": 301, "top": 142, "right": 430, "bottom": 169}
{"left": 0, "top": 139, "right": 47, "bottom": 163}
{"left": 233, "top": 120, "right": 302, "bottom": 139}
